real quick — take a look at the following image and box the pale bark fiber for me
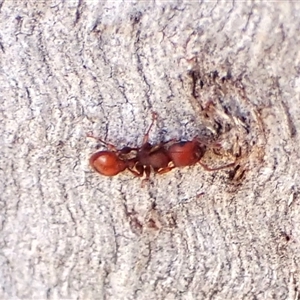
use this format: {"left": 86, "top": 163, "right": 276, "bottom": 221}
{"left": 1, "top": 1, "right": 300, "bottom": 299}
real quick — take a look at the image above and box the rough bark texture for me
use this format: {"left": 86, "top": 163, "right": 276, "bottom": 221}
{"left": 1, "top": 1, "right": 300, "bottom": 299}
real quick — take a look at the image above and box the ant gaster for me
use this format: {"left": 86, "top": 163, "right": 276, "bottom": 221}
{"left": 89, "top": 148, "right": 134, "bottom": 176}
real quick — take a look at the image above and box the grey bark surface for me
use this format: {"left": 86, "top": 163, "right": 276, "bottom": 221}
{"left": 1, "top": 1, "right": 300, "bottom": 299}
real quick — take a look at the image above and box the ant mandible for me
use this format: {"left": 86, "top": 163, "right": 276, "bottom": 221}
{"left": 89, "top": 112, "right": 236, "bottom": 181}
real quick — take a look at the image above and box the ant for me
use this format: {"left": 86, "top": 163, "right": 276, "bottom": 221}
{"left": 89, "top": 112, "right": 236, "bottom": 182}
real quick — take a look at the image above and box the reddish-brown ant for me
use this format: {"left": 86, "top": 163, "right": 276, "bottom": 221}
{"left": 89, "top": 112, "right": 236, "bottom": 181}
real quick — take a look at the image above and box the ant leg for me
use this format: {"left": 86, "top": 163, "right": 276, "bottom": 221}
{"left": 160, "top": 138, "right": 177, "bottom": 147}
{"left": 87, "top": 134, "right": 118, "bottom": 151}
{"left": 87, "top": 134, "right": 138, "bottom": 154}
{"left": 119, "top": 146, "right": 139, "bottom": 155}
{"left": 142, "top": 112, "right": 158, "bottom": 145}
{"left": 156, "top": 166, "right": 175, "bottom": 174}
{"left": 199, "top": 161, "right": 236, "bottom": 171}
{"left": 200, "top": 143, "right": 241, "bottom": 171}
{"left": 127, "top": 168, "right": 143, "bottom": 177}
{"left": 141, "top": 166, "right": 151, "bottom": 187}
{"left": 127, "top": 163, "right": 144, "bottom": 177}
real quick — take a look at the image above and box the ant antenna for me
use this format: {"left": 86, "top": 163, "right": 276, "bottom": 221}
{"left": 87, "top": 133, "right": 117, "bottom": 151}
{"left": 142, "top": 112, "right": 158, "bottom": 144}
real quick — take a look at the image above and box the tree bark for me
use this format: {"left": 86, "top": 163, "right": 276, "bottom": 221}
{"left": 1, "top": 1, "right": 299, "bottom": 299}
